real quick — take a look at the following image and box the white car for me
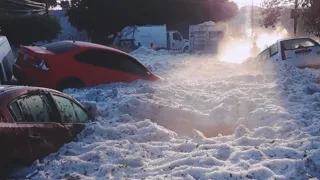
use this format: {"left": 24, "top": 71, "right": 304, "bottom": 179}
{"left": 246, "top": 37, "right": 320, "bottom": 69}
{"left": 0, "top": 36, "right": 15, "bottom": 84}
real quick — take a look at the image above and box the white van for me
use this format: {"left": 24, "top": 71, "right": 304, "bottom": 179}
{"left": 251, "top": 37, "right": 320, "bottom": 68}
{"left": 113, "top": 25, "right": 189, "bottom": 52}
{"left": 0, "top": 36, "right": 15, "bottom": 84}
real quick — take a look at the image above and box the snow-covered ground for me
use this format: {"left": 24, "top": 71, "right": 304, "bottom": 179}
{"left": 13, "top": 47, "right": 320, "bottom": 179}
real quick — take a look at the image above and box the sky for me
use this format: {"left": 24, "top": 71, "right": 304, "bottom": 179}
{"left": 232, "top": 0, "right": 264, "bottom": 7}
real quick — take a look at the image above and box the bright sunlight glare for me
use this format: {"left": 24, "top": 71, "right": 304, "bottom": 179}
{"left": 256, "top": 29, "right": 289, "bottom": 49}
{"left": 218, "top": 27, "right": 288, "bottom": 64}
{"left": 218, "top": 39, "right": 253, "bottom": 64}
{"left": 232, "top": 0, "right": 264, "bottom": 7}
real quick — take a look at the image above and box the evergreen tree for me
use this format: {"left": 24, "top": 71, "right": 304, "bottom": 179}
{"left": 0, "top": 15, "right": 61, "bottom": 45}
{"left": 67, "top": 0, "right": 238, "bottom": 44}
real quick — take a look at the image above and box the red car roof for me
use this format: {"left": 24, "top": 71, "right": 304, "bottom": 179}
{"left": 64, "top": 40, "right": 129, "bottom": 54}
{"left": 0, "top": 85, "right": 61, "bottom": 101}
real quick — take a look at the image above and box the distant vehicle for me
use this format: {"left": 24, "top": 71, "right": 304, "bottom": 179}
{"left": 0, "top": 85, "right": 93, "bottom": 178}
{"left": 113, "top": 25, "right": 189, "bottom": 52}
{"left": 0, "top": 36, "right": 15, "bottom": 84}
{"left": 189, "top": 22, "right": 226, "bottom": 54}
{"left": 244, "top": 37, "right": 320, "bottom": 69}
{"left": 13, "top": 41, "right": 161, "bottom": 90}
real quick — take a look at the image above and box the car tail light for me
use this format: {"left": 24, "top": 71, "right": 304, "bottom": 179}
{"left": 32, "top": 59, "right": 49, "bottom": 71}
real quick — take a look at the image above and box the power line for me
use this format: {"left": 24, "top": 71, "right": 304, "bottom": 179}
{"left": 0, "top": 9, "right": 46, "bottom": 16}
{"left": 5, "top": 0, "right": 45, "bottom": 9}
{"left": 0, "top": 0, "right": 46, "bottom": 15}
{"left": 23, "top": 0, "right": 46, "bottom": 6}
{"left": 0, "top": 7, "right": 45, "bottom": 12}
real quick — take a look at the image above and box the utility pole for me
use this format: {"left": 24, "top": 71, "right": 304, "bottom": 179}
{"left": 42, "top": 0, "right": 49, "bottom": 15}
{"left": 293, "top": 0, "right": 298, "bottom": 37}
{"left": 251, "top": 0, "right": 254, "bottom": 38}
{"left": 45, "top": 0, "right": 49, "bottom": 15}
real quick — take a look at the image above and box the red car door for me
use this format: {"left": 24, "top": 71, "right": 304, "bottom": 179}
{"left": 0, "top": 122, "right": 31, "bottom": 177}
{"left": 7, "top": 93, "right": 76, "bottom": 163}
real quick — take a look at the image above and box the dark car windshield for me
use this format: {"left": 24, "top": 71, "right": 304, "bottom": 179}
{"left": 281, "top": 38, "right": 320, "bottom": 50}
{"left": 41, "top": 41, "right": 79, "bottom": 54}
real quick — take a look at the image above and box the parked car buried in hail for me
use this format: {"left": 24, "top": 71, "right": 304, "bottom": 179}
{"left": 245, "top": 37, "right": 320, "bottom": 69}
{"left": 13, "top": 41, "right": 161, "bottom": 91}
{"left": 0, "top": 85, "right": 93, "bottom": 178}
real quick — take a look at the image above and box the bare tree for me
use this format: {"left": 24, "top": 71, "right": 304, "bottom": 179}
{"left": 261, "top": 0, "right": 320, "bottom": 37}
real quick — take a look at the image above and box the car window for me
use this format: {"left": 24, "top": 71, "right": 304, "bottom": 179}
{"left": 9, "top": 101, "right": 23, "bottom": 122}
{"left": 52, "top": 95, "right": 89, "bottom": 123}
{"left": 41, "top": 41, "right": 79, "bottom": 54}
{"left": 270, "top": 43, "right": 278, "bottom": 56}
{"left": 10, "top": 94, "right": 55, "bottom": 122}
{"left": 74, "top": 50, "right": 149, "bottom": 76}
{"left": 258, "top": 48, "right": 270, "bottom": 60}
{"left": 172, "top": 32, "right": 181, "bottom": 41}
{"left": 282, "top": 38, "right": 319, "bottom": 50}
{"left": 72, "top": 102, "right": 90, "bottom": 122}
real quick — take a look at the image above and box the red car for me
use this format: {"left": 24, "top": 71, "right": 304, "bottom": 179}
{"left": 0, "top": 85, "right": 92, "bottom": 178}
{"left": 13, "top": 41, "right": 160, "bottom": 90}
